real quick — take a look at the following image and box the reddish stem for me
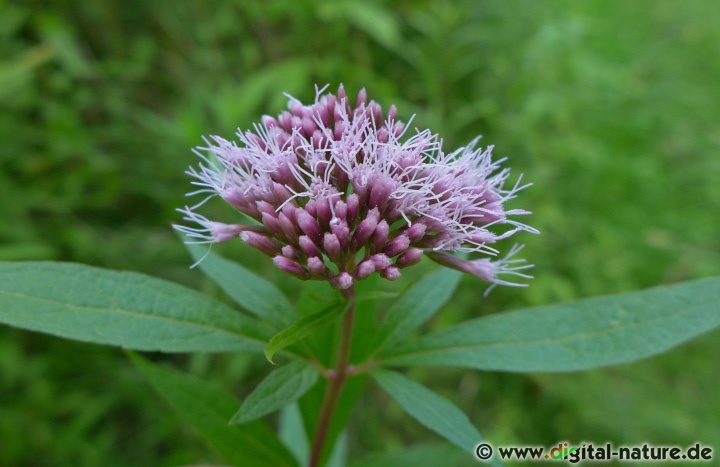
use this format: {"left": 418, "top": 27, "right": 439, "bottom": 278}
{"left": 308, "top": 285, "right": 356, "bottom": 467}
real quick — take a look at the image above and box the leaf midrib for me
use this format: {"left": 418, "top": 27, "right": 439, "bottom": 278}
{"left": 0, "top": 290, "right": 267, "bottom": 347}
{"left": 382, "top": 299, "right": 717, "bottom": 362}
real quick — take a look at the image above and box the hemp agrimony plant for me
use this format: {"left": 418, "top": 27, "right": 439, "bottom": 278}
{"left": 1, "top": 86, "right": 718, "bottom": 466}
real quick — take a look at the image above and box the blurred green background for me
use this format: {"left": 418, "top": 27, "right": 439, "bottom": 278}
{"left": 1, "top": 0, "right": 718, "bottom": 465}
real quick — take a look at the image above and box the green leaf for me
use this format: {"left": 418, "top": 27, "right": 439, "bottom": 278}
{"left": 279, "top": 403, "right": 310, "bottom": 466}
{"left": 265, "top": 302, "right": 347, "bottom": 363}
{"left": 231, "top": 361, "right": 319, "bottom": 424}
{"left": 370, "top": 269, "right": 462, "bottom": 356}
{"left": 327, "top": 431, "right": 348, "bottom": 467}
{"left": 317, "top": 2, "right": 401, "bottom": 51}
{"left": 371, "top": 368, "right": 482, "bottom": 454}
{"left": 354, "top": 290, "right": 401, "bottom": 302}
{"left": 0, "top": 262, "right": 270, "bottom": 353}
{"left": 350, "top": 443, "right": 473, "bottom": 467}
{"left": 185, "top": 243, "right": 297, "bottom": 328}
{"left": 130, "top": 353, "right": 298, "bottom": 467}
{"left": 383, "top": 277, "right": 720, "bottom": 372}
{"left": 349, "top": 276, "right": 383, "bottom": 363}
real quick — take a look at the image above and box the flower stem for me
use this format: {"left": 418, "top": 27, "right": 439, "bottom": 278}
{"left": 308, "top": 284, "right": 356, "bottom": 467}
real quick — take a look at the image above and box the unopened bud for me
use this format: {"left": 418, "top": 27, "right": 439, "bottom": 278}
{"left": 333, "top": 199, "right": 348, "bottom": 221}
{"left": 372, "top": 220, "right": 390, "bottom": 251}
{"left": 298, "top": 235, "right": 321, "bottom": 257}
{"left": 352, "top": 208, "right": 379, "bottom": 248}
{"left": 346, "top": 193, "right": 359, "bottom": 225}
{"left": 241, "top": 231, "right": 282, "bottom": 257}
{"left": 383, "top": 234, "right": 410, "bottom": 257}
{"left": 380, "top": 267, "right": 400, "bottom": 281}
{"left": 307, "top": 257, "right": 328, "bottom": 276}
{"left": 369, "top": 253, "right": 392, "bottom": 270}
{"left": 406, "top": 223, "right": 427, "bottom": 243}
{"left": 296, "top": 209, "right": 323, "bottom": 244}
{"left": 355, "top": 260, "right": 376, "bottom": 279}
{"left": 356, "top": 87, "right": 367, "bottom": 107}
{"left": 273, "top": 256, "right": 310, "bottom": 280}
{"left": 330, "top": 219, "right": 350, "bottom": 247}
{"left": 281, "top": 245, "right": 298, "bottom": 260}
{"left": 261, "top": 212, "right": 284, "bottom": 242}
{"left": 278, "top": 212, "right": 298, "bottom": 243}
{"left": 369, "top": 179, "right": 393, "bottom": 213}
{"left": 316, "top": 198, "right": 332, "bottom": 228}
{"left": 323, "top": 233, "right": 342, "bottom": 261}
{"left": 331, "top": 272, "right": 353, "bottom": 290}
{"left": 396, "top": 248, "right": 423, "bottom": 268}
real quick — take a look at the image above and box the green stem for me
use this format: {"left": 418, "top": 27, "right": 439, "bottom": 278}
{"left": 308, "top": 284, "right": 356, "bottom": 467}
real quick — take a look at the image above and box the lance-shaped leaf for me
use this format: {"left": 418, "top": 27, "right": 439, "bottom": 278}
{"left": 265, "top": 302, "right": 348, "bottom": 363}
{"left": 369, "top": 268, "right": 461, "bottom": 356}
{"left": 350, "top": 443, "right": 472, "bottom": 467}
{"left": 382, "top": 277, "right": 720, "bottom": 372}
{"left": 354, "top": 290, "right": 401, "bottom": 302}
{"left": 186, "top": 243, "right": 297, "bottom": 327}
{"left": 279, "top": 403, "right": 310, "bottom": 466}
{"left": 131, "top": 353, "right": 298, "bottom": 467}
{"left": 231, "top": 361, "right": 319, "bottom": 424}
{"left": 371, "top": 368, "right": 483, "bottom": 455}
{"left": 0, "top": 262, "right": 269, "bottom": 352}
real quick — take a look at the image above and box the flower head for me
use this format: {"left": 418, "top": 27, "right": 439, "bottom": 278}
{"left": 175, "top": 85, "right": 538, "bottom": 290}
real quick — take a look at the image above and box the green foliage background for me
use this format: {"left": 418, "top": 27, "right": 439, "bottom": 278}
{"left": 1, "top": 0, "right": 718, "bottom": 465}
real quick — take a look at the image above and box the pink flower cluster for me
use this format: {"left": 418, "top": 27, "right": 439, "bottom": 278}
{"left": 175, "top": 85, "right": 538, "bottom": 291}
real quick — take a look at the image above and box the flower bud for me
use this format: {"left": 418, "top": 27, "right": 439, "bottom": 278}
{"left": 369, "top": 253, "right": 392, "bottom": 270}
{"left": 383, "top": 234, "right": 410, "bottom": 257}
{"left": 273, "top": 183, "right": 293, "bottom": 204}
{"left": 221, "top": 189, "right": 250, "bottom": 213}
{"left": 307, "top": 257, "right": 328, "bottom": 276}
{"left": 396, "top": 248, "right": 423, "bottom": 268}
{"left": 345, "top": 193, "right": 359, "bottom": 226}
{"left": 333, "top": 199, "right": 348, "bottom": 222}
{"left": 241, "top": 231, "right": 282, "bottom": 257}
{"left": 281, "top": 245, "right": 298, "bottom": 260}
{"left": 337, "top": 84, "right": 348, "bottom": 104}
{"left": 331, "top": 272, "right": 353, "bottom": 290}
{"left": 372, "top": 220, "right": 390, "bottom": 251}
{"left": 380, "top": 266, "right": 400, "bottom": 281}
{"left": 406, "top": 223, "right": 427, "bottom": 243}
{"left": 323, "top": 233, "right": 342, "bottom": 261}
{"left": 304, "top": 199, "right": 317, "bottom": 218}
{"left": 387, "top": 104, "right": 398, "bottom": 121}
{"left": 356, "top": 87, "right": 367, "bottom": 107}
{"left": 261, "top": 212, "right": 285, "bottom": 242}
{"left": 316, "top": 198, "right": 333, "bottom": 228}
{"left": 278, "top": 212, "right": 299, "bottom": 243}
{"left": 302, "top": 117, "right": 317, "bottom": 136}
{"left": 273, "top": 256, "right": 310, "bottom": 279}
{"left": 377, "top": 127, "right": 389, "bottom": 143}
{"left": 369, "top": 178, "right": 393, "bottom": 213}
{"left": 256, "top": 201, "right": 276, "bottom": 217}
{"left": 352, "top": 208, "right": 379, "bottom": 249}
{"left": 298, "top": 235, "right": 321, "bottom": 257}
{"left": 281, "top": 203, "right": 298, "bottom": 223}
{"left": 355, "top": 259, "right": 375, "bottom": 279}
{"left": 330, "top": 219, "right": 350, "bottom": 247}
{"left": 296, "top": 208, "right": 323, "bottom": 244}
